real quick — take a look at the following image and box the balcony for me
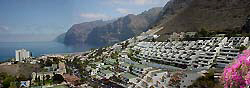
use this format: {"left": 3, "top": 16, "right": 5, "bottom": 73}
{"left": 217, "top": 56, "right": 226, "bottom": 60}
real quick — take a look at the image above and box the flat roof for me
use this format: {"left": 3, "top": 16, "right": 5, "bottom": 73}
{"left": 121, "top": 63, "right": 130, "bottom": 66}
{"left": 121, "top": 72, "right": 137, "bottom": 79}
{"left": 133, "top": 64, "right": 149, "bottom": 69}
{"left": 101, "top": 65, "right": 112, "bottom": 68}
{"left": 100, "top": 70, "right": 113, "bottom": 74}
{"left": 94, "top": 62, "right": 103, "bottom": 64}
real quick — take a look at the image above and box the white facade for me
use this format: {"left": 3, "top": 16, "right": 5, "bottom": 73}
{"left": 15, "top": 49, "right": 31, "bottom": 61}
{"left": 98, "top": 70, "right": 114, "bottom": 79}
{"left": 119, "top": 62, "right": 130, "bottom": 72}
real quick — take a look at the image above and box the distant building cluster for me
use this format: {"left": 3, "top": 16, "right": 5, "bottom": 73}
{"left": 169, "top": 32, "right": 197, "bottom": 41}
{"left": 31, "top": 61, "right": 67, "bottom": 85}
{"left": 15, "top": 49, "right": 31, "bottom": 62}
{"left": 4, "top": 29, "right": 250, "bottom": 88}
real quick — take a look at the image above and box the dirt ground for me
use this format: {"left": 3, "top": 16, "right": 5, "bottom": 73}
{"left": 0, "top": 62, "right": 40, "bottom": 79}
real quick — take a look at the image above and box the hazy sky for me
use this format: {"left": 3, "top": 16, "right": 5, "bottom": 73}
{"left": 0, "top": 0, "right": 168, "bottom": 42}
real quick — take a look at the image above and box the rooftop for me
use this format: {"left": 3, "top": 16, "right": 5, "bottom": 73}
{"left": 101, "top": 65, "right": 112, "bottom": 68}
{"left": 151, "top": 70, "right": 167, "bottom": 75}
{"left": 100, "top": 70, "right": 113, "bottom": 74}
{"left": 94, "top": 62, "right": 103, "bottom": 65}
{"left": 121, "top": 72, "right": 137, "bottom": 79}
{"left": 133, "top": 64, "right": 149, "bottom": 69}
{"left": 121, "top": 62, "right": 130, "bottom": 66}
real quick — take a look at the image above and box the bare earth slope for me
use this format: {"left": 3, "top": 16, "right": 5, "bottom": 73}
{"left": 0, "top": 63, "right": 40, "bottom": 79}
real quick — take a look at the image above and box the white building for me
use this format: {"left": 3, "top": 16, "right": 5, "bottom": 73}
{"left": 15, "top": 49, "right": 31, "bottom": 61}
{"left": 130, "top": 69, "right": 170, "bottom": 88}
{"left": 119, "top": 72, "right": 138, "bottom": 84}
{"left": 20, "top": 80, "right": 30, "bottom": 87}
{"left": 98, "top": 70, "right": 114, "bottom": 79}
{"left": 119, "top": 62, "right": 130, "bottom": 72}
{"left": 132, "top": 64, "right": 152, "bottom": 76}
{"left": 131, "top": 37, "right": 249, "bottom": 69}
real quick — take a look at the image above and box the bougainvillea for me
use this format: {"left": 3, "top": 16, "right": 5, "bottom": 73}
{"left": 221, "top": 50, "right": 250, "bottom": 88}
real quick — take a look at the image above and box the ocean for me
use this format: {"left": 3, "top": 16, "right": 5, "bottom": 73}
{"left": 0, "top": 42, "right": 97, "bottom": 62}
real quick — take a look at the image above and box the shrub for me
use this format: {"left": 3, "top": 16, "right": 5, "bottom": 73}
{"left": 221, "top": 50, "right": 250, "bottom": 88}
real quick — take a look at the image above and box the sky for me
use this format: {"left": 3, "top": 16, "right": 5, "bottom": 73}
{"left": 0, "top": 0, "right": 169, "bottom": 42}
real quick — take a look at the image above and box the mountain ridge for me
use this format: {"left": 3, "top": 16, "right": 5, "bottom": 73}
{"left": 85, "top": 7, "right": 162, "bottom": 46}
{"left": 63, "top": 7, "right": 162, "bottom": 46}
{"left": 64, "top": 20, "right": 112, "bottom": 45}
{"left": 153, "top": 0, "right": 250, "bottom": 38}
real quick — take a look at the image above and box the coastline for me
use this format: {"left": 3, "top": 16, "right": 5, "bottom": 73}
{"left": 0, "top": 42, "right": 96, "bottom": 62}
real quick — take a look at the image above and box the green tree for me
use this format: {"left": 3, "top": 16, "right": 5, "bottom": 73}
{"left": 9, "top": 82, "right": 17, "bottom": 88}
{"left": 0, "top": 72, "right": 8, "bottom": 80}
{"left": 199, "top": 28, "right": 208, "bottom": 37}
{"left": 17, "top": 73, "right": 28, "bottom": 81}
{"left": 45, "top": 75, "right": 51, "bottom": 80}
{"left": 2, "top": 76, "right": 16, "bottom": 88}
{"left": 45, "top": 59, "right": 53, "bottom": 66}
{"left": 111, "top": 52, "right": 119, "bottom": 59}
{"left": 52, "top": 74, "right": 64, "bottom": 84}
{"left": 238, "top": 45, "right": 247, "bottom": 53}
{"left": 53, "top": 58, "right": 60, "bottom": 64}
{"left": 129, "top": 65, "right": 133, "bottom": 73}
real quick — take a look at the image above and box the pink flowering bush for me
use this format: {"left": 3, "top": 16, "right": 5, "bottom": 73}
{"left": 221, "top": 50, "right": 250, "bottom": 88}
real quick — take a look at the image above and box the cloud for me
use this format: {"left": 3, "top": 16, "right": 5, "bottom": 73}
{"left": 134, "top": 0, "right": 148, "bottom": 5}
{"left": 133, "top": 0, "right": 170, "bottom": 5}
{"left": 107, "top": 0, "right": 168, "bottom": 5}
{"left": 116, "top": 8, "right": 132, "bottom": 14}
{"left": 0, "top": 25, "right": 9, "bottom": 32}
{"left": 80, "top": 13, "right": 112, "bottom": 21}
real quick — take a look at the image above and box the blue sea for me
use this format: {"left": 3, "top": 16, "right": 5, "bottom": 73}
{"left": 0, "top": 42, "right": 97, "bottom": 62}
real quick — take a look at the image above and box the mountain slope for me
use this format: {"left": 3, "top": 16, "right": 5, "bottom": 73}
{"left": 64, "top": 20, "right": 112, "bottom": 45}
{"left": 153, "top": 0, "right": 250, "bottom": 36}
{"left": 85, "top": 7, "right": 162, "bottom": 46}
{"left": 54, "top": 33, "right": 66, "bottom": 43}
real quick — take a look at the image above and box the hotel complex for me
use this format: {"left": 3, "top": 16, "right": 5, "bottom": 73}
{"left": 132, "top": 37, "right": 249, "bottom": 69}
{"left": 15, "top": 49, "right": 31, "bottom": 61}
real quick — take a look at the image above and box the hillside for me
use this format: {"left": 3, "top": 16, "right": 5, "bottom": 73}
{"left": 62, "top": 7, "right": 162, "bottom": 46}
{"left": 0, "top": 63, "right": 40, "bottom": 79}
{"left": 54, "top": 33, "right": 66, "bottom": 43}
{"left": 85, "top": 7, "right": 162, "bottom": 46}
{"left": 153, "top": 0, "right": 250, "bottom": 38}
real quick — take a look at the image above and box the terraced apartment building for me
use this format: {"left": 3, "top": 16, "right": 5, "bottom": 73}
{"left": 132, "top": 37, "right": 249, "bottom": 70}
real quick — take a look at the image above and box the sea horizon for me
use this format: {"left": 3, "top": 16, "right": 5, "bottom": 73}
{"left": 0, "top": 41, "right": 96, "bottom": 62}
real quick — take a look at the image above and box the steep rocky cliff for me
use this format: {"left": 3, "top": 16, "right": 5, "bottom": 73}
{"left": 85, "top": 7, "right": 162, "bottom": 46}
{"left": 63, "top": 7, "right": 162, "bottom": 46}
{"left": 64, "top": 20, "right": 112, "bottom": 45}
